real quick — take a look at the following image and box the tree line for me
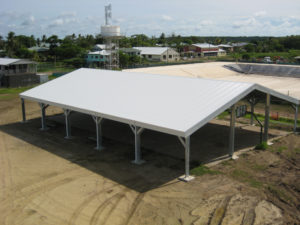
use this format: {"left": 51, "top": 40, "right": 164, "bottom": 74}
{"left": 0, "top": 32, "right": 300, "bottom": 68}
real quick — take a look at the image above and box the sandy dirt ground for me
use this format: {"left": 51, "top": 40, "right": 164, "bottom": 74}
{"left": 125, "top": 62, "right": 300, "bottom": 100}
{"left": 0, "top": 93, "right": 299, "bottom": 225}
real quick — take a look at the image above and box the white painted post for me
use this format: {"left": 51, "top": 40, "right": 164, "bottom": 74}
{"left": 39, "top": 103, "right": 48, "bottom": 131}
{"left": 131, "top": 126, "right": 145, "bottom": 165}
{"left": 263, "top": 94, "right": 270, "bottom": 142}
{"left": 178, "top": 136, "right": 194, "bottom": 182}
{"left": 294, "top": 105, "right": 298, "bottom": 133}
{"left": 229, "top": 104, "right": 236, "bottom": 157}
{"left": 21, "top": 98, "right": 26, "bottom": 123}
{"left": 64, "top": 109, "right": 72, "bottom": 139}
{"left": 92, "top": 116, "right": 104, "bottom": 150}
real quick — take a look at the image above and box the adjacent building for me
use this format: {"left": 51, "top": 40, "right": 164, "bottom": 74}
{"left": 133, "top": 47, "right": 180, "bottom": 62}
{"left": 182, "top": 43, "right": 225, "bottom": 58}
{"left": 0, "top": 58, "right": 38, "bottom": 87}
{"left": 86, "top": 50, "right": 110, "bottom": 66}
{"left": 218, "top": 44, "right": 233, "bottom": 53}
{"left": 92, "top": 44, "right": 106, "bottom": 52}
{"left": 119, "top": 48, "right": 141, "bottom": 56}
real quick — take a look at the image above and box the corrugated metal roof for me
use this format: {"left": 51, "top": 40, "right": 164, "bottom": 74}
{"left": 193, "top": 43, "right": 218, "bottom": 48}
{"left": 218, "top": 44, "right": 233, "bottom": 48}
{"left": 95, "top": 44, "right": 106, "bottom": 49}
{"left": 133, "top": 47, "right": 169, "bottom": 55}
{"left": 0, "top": 58, "right": 20, "bottom": 65}
{"left": 88, "top": 50, "right": 110, "bottom": 56}
{"left": 20, "top": 68, "right": 299, "bottom": 137}
{"left": 0, "top": 58, "right": 36, "bottom": 65}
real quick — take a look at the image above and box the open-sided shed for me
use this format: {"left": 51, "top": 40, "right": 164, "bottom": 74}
{"left": 19, "top": 68, "right": 299, "bottom": 181}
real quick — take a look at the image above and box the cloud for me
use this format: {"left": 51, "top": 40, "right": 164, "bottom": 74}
{"left": 254, "top": 11, "right": 267, "bottom": 17}
{"left": 161, "top": 15, "right": 173, "bottom": 21}
{"left": 47, "top": 12, "right": 78, "bottom": 28}
{"left": 200, "top": 20, "right": 213, "bottom": 26}
{"left": 112, "top": 17, "right": 125, "bottom": 23}
{"left": 48, "top": 18, "right": 64, "bottom": 28}
{"left": 233, "top": 17, "right": 257, "bottom": 29}
{"left": 21, "top": 15, "right": 35, "bottom": 26}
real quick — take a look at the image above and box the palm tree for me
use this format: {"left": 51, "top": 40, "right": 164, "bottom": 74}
{"left": 6, "top": 32, "right": 16, "bottom": 57}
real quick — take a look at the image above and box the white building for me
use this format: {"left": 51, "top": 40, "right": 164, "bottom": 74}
{"left": 133, "top": 47, "right": 180, "bottom": 62}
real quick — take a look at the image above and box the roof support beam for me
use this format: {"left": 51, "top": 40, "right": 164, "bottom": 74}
{"left": 178, "top": 136, "right": 195, "bottom": 182}
{"left": 263, "top": 94, "right": 270, "bottom": 142}
{"left": 92, "top": 116, "right": 104, "bottom": 150}
{"left": 21, "top": 98, "right": 26, "bottom": 123}
{"left": 130, "top": 125, "right": 145, "bottom": 165}
{"left": 39, "top": 103, "right": 49, "bottom": 131}
{"left": 229, "top": 104, "right": 236, "bottom": 158}
{"left": 64, "top": 109, "right": 72, "bottom": 139}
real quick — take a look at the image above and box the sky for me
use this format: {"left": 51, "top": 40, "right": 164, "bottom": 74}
{"left": 0, "top": 0, "right": 300, "bottom": 38}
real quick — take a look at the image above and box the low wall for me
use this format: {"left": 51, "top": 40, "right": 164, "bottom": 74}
{"left": 1, "top": 74, "right": 39, "bottom": 87}
{"left": 224, "top": 63, "right": 300, "bottom": 78}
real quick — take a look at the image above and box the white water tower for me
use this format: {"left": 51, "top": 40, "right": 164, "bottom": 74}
{"left": 101, "top": 4, "right": 121, "bottom": 70}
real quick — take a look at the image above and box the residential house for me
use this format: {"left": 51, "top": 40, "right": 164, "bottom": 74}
{"left": 119, "top": 48, "right": 141, "bottom": 56}
{"left": 182, "top": 43, "right": 220, "bottom": 58}
{"left": 86, "top": 50, "right": 110, "bottom": 66}
{"left": 133, "top": 47, "right": 180, "bottom": 62}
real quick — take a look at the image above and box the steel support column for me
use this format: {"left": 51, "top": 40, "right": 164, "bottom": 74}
{"left": 229, "top": 104, "right": 236, "bottom": 157}
{"left": 39, "top": 103, "right": 49, "bottom": 131}
{"left": 64, "top": 109, "right": 72, "bottom": 139}
{"left": 263, "top": 94, "right": 270, "bottom": 142}
{"left": 92, "top": 116, "right": 104, "bottom": 150}
{"left": 293, "top": 104, "right": 298, "bottom": 133}
{"left": 21, "top": 98, "right": 26, "bottom": 123}
{"left": 178, "top": 136, "right": 194, "bottom": 182}
{"left": 247, "top": 97, "right": 258, "bottom": 126}
{"left": 129, "top": 125, "right": 145, "bottom": 165}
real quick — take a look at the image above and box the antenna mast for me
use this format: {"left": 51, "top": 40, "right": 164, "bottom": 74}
{"left": 105, "top": 4, "right": 112, "bottom": 25}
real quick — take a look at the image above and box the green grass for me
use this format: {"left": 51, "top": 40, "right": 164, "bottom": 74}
{"left": 190, "top": 165, "right": 221, "bottom": 176}
{"left": 231, "top": 169, "right": 263, "bottom": 188}
{"left": 267, "top": 185, "right": 292, "bottom": 203}
{"left": 294, "top": 148, "right": 300, "bottom": 154}
{"left": 251, "top": 163, "right": 268, "bottom": 171}
{"left": 270, "top": 146, "right": 287, "bottom": 153}
{"left": 0, "top": 85, "right": 36, "bottom": 95}
{"left": 244, "top": 113, "right": 300, "bottom": 126}
{"left": 217, "top": 111, "right": 229, "bottom": 120}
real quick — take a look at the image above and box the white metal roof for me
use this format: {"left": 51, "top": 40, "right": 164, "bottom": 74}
{"left": 94, "top": 44, "right": 106, "bottom": 50}
{"left": 133, "top": 47, "right": 169, "bottom": 55}
{"left": 20, "top": 68, "right": 299, "bottom": 137}
{"left": 0, "top": 58, "right": 20, "bottom": 65}
{"left": 88, "top": 50, "right": 110, "bottom": 56}
{"left": 0, "top": 58, "right": 36, "bottom": 65}
{"left": 193, "top": 43, "right": 218, "bottom": 49}
{"left": 218, "top": 44, "right": 233, "bottom": 48}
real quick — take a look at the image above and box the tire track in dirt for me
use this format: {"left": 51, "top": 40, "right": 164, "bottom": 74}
{"left": 0, "top": 132, "right": 14, "bottom": 225}
{"left": 89, "top": 190, "right": 129, "bottom": 225}
{"left": 0, "top": 132, "right": 10, "bottom": 199}
{"left": 4, "top": 168, "right": 88, "bottom": 225}
{"left": 68, "top": 182, "right": 121, "bottom": 225}
{"left": 123, "top": 192, "right": 145, "bottom": 225}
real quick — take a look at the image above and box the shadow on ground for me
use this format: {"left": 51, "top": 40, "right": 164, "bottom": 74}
{"left": 0, "top": 112, "right": 275, "bottom": 192}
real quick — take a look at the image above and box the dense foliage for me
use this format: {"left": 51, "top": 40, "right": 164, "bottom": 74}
{"left": 1, "top": 32, "right": 300, "bottom": 68}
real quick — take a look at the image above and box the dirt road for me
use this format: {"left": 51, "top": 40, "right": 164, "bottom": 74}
{"left": 0, "top": 95, "right": 299, "bottom": 225}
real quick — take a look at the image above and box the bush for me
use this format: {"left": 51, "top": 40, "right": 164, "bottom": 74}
{"left": 255, "top": 141, "right": 268, "bottom": 150}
